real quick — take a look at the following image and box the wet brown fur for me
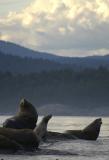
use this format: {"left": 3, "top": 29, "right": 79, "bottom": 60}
{"left": 3, "top": 99, "right": 38, "bottom": 129}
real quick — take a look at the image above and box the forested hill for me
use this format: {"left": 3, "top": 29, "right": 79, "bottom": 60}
{"left": 0, "top": 51, "right": 69, "bottom": 74}
{"left": 0, "top": 68, "right": 109, "bottom": 115}
{"left": 1, "top": 40, "right": 109, "bottom": 73}
{"left": 0, "top": 40, "right": 59, "bottom": 59}
{"left": 1, "top": 49, "right": 109, "bottom": 74}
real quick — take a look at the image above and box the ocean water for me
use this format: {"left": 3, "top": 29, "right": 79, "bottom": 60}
{"left": 0, "top": 116, "right": 108, "bottom": 160}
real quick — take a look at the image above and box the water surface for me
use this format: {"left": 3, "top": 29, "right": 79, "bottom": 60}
{"left": 0, "top": 116, "right": 108, "bottom": 160}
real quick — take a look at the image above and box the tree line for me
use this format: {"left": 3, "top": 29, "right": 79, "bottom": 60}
{"left": 0, "top": 67, "right": 109, "bottom": 113}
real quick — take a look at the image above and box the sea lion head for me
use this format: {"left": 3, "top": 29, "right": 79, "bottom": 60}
{"left": 83, "top": 118, "right": 102, "bottom": 140}
{"left": 34, "top": 114, "right": 52, "bottom": 140}
{"left": 3, "top": 98, "right": 38, "bottom": 129}
{"left": 41, "top": 114, "right": 52, "bottom": 124}
{"left": 18, "top": 98, "right": 38, "bottom": 118}
{"left": 94, "top": 118, "right": 102, "bottom": 125}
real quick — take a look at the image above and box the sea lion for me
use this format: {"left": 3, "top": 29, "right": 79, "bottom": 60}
{"left": 65, "top": 118, "right": 102, "bottom": 140}
{"left": 0, "top": 114, "right": 52, "bottom": 151}
{"left": 46, "top": 118, "right": 102, "bottom": 141}
{"left": 3, "top": 98, "right": 38, "bottom": 129}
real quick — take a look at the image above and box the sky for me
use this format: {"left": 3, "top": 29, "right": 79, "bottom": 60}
{"left": 0, "top": 0, "right": 109, "bottom": 57}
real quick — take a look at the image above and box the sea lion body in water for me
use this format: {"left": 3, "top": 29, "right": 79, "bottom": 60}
{"left": 3, "top": 99, "right": 38, "bottom": 129}
{"left": 0, "top": 115, "right": 52, "bottom": 151}
{"left": 65, "top": 118, "right": 102, "bottom": 140}
{"left": 46, "top": 118, "right": 102, "bottom": 141}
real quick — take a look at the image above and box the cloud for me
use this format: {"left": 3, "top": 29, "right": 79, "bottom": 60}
{"left": 0, "top": 0, "right": 109, "bottom": 56}
{"left": 0, "top": 33, "right": 10, "bottom": 41}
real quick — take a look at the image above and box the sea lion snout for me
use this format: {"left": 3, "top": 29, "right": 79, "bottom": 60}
{"left": 20, "top": 98, "right": 26, "bottom": 104}
{"left": 20, "top": 98, "right": 29, "bottom": 108}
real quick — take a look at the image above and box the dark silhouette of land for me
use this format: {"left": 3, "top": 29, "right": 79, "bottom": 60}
{"left": 1, "top": 40, "right": 109, "bottom": 74}
{"left": 0, "top": 40, "right": 109, "bottom": 115}
{"left": 0, "top": 68, "right": 109, "bottom": 115}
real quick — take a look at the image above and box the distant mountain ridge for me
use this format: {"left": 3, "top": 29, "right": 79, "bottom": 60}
{"left": 1, "top": 40, "right": 109, "bottom": 62}
{"left": 0, "top": 50, "right": 68, "bottom": 74}
{"left": 0, "top": 40, "right": 62, "bottom": 60}
{"left": 0, "top": 40, "right": 109, "bottom": 74}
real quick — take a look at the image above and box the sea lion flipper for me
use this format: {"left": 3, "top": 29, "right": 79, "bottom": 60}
{"left": 3, "top": 118, "right": 17, "bottom": 129}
